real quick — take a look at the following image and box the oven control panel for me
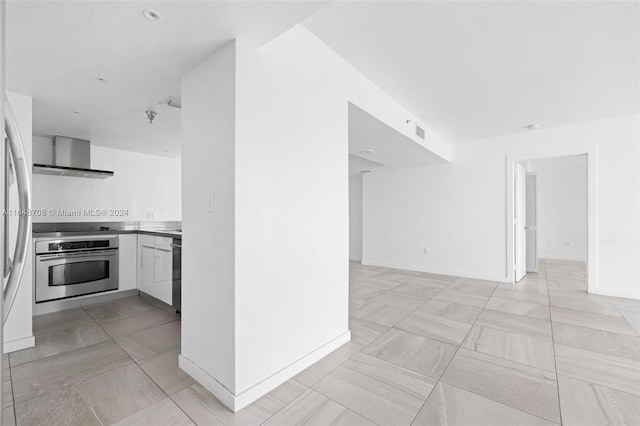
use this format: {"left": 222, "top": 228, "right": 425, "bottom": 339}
{"left": 35, "top": 236, "right": 119, "bottom": 254}
{"left": 48, "top": 240, "right": 110, "bottom": 251}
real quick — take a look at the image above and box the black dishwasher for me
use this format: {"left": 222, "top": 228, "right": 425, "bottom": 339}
{"left": 171, "top": 238, "right": 182, "bottom": 313}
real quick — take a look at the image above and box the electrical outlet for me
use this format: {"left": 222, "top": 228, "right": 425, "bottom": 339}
{"left": 145, "top": 210, "right": 156, "bottom": 220}
{"left": 566, "top": 240, "right": 573, "bottom": 247}
{"left": 207, "top": 192, "right": 215, "bottom": 213}
{"left": 423, "top": 248, "right": 430, "bottom": 255}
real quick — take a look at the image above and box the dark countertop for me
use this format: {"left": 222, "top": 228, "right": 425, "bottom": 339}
{"left": 32, "top": 221, "right": 182, "bottom": 239}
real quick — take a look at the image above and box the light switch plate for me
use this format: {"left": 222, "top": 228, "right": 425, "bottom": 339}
{"left": 207, "top": 192, "right": 215, "bottom": 213}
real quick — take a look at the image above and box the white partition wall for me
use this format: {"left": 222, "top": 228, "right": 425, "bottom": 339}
{"left": 180, "top": 29, "right": 351, "bottom": 411}
{"left": 180, "top": 23, "right": 454, "bottom": 410}
{"left": 180, "top": 40, "right": 238, "bottom": 399}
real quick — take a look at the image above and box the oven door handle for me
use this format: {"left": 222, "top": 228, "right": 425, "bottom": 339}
{"left": 37, "top": 250, "right": 118, "bottom": 261}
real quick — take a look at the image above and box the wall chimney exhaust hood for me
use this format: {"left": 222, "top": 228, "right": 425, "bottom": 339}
{"left": 33, "top": 136, "right": 114, "bottom": 179}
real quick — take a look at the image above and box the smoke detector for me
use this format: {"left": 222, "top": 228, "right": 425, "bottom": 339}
{"left": 142, "top": 9, "right": 161, "bottom": 21}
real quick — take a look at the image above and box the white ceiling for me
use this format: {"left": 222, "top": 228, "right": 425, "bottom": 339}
{"left": 304, "top": 1, "right": 640, "bottom": 142}
{"left": 348, "top": 154, "right": 383, "bottom": 176}
{"left": 6, "top": 1, "right": 326, "bottom": 157}
{"left": 6, "top": 1, "right": 638, "bottom": 159}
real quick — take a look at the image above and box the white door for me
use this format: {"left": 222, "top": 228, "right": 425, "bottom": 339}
{"left": 514, "top": 163, "right": 527, "bottom": 281}
{"left": 525, "top": 173, "right": 538, "bottom": 272}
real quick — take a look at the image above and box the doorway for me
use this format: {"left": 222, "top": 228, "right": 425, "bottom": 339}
{"left": 506, "top": 148, "right": 596, "bottom": 292}
{"left": 349, "top": 172, "right": 363, "bottom": 262}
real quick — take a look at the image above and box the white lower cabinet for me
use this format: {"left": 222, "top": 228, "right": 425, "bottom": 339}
{"left": 137, "top": 235, "right": 173, "bottom": 305}
{"left": 118, "top": 234, "right": 138, "bottom": 291}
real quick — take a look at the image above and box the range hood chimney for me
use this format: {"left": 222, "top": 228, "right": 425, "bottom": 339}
{"left": 33, "top": 136, "right": 114, "bottom": 179}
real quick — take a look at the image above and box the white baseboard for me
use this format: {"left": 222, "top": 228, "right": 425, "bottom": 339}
{"left": 4, "top": 334, "right": 35, "bottom": 354}
{"left": 179, "top": 330, "right": 351, "bottom": 412}
{"left": 539, "top": 254, "right": 587, "bottom": 262}
{"left": 361, "top": 258, "right": 509, "bottom": 283}
{"left": 591, "top": 287, "right": 640, "bottom": 301}
{"left": 178, "top": 355, "right": 236, "bottom": 410}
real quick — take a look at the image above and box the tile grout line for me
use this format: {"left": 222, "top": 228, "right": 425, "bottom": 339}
{"left": 550, "top": 303, "right": 625, "bottom": 318}
{"left": 612, "top": 304, "right": 640, "bottom": 338}
{"left": 435, "top": 276, "right": 563, "bottom": 426}
{"left": 354, "top": 275, "right": 465, "bottom": 354}
{"left": 258, "top": 382, "right": 374, "bottom": 426}
{"left": 8, "top": 305, "right": 137, "bottom": 423}
{"left": 79, "top": 303, "right": 195, "bottom": 426}
{"left": 8, "top": 308, "right": 120, "bottom": 409}
{"left": 309, "top": 380, "right": 384, "bottom": 426}
{"left": 168, "top": 393, "right": 200, "bottom": 426}
{"left": 408, "top": 279, "right": 501, "bottom": 426}
{"left": 544, "top": 264, "right": 565, "bottom": 425}
{"left": 19, "top": 262, "right": 629, "bottom": 425}
{"left": 8, "top": 353, "right": 17, "bottom": 425}
{"left": 84, "top": 299, "right": 227, "bottom": 425}
{"left": 546, "top": 267, "right": 640, "bottom": 337}
{"left": 292, "top": 271, "right": 461, "bottom": 426}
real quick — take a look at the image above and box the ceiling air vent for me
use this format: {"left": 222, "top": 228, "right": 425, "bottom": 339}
{"left": 415, "top": 125, "right": 425, "bottom": 140}
{"left": 160, "top": 96, "right": 182, "bottom": 109}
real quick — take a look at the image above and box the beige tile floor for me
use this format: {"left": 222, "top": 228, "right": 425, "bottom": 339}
{"left": 3, "top": 259, "right": 639, "bottom": 425}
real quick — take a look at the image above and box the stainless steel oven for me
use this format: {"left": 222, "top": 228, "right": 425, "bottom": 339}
{"left": 35, "top": 236, "right": 119, "bottom": 303}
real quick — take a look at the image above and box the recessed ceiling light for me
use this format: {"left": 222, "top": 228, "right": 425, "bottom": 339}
{"left": 72, "top": 111, "right": 81, "bottom": 115}
{"left": 96, "top": 77, "right": 108, "bottom": 82}
{"left": 359, "top": 170, "right": 372, "bottom": 174}
{"left": 360, "top": 149, "right": 375, "bottom": 155}
{"left": 142, "top": 9, "right": 161, "bottom": 21}
{"left": 524, "top": 123, "right": 541, "bottom": 130}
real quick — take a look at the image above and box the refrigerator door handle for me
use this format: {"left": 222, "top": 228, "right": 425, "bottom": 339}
{"left": 3, "top": 94, "right": 32, "bottom": 325}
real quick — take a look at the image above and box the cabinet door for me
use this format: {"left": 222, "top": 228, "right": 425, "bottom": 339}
{"left": 137, "top": 235, "right": 156, "bottom": 295}
{"left": 118, "top": 234, "right": 137, "bottom": 291}
{"left": 154, "top": 236, "right": 173, "bottom": 252}
{"left": 153, "top": 246, "right": 173, "bottom": 305}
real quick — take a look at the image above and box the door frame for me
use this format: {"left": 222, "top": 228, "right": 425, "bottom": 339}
{"left": 514, "top": 162, "right": 527, "bottom": 282}
{"left": 505, "top": 147, "right": 597, "bottom": 294}
{"left": 525, "top": 171, "right": 538, "bottom": 273}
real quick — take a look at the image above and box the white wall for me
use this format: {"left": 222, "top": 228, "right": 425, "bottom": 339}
{"left": 363, "top": 114, "right": 640, "bottom": 299}
{"left": 234, "top": 27, "right": 350, "bottom": 398}
{"left": 32, "top": 137, "right": 181, "bottom": 222}
{"left": 180, "top": 40, "right": 237, "bottom": 394}
{"left": 4, "top": 92, "right": 34, "bottom": 353}
{"left": 528, "top": 156, "right": 587, "bottom": 261}
{"left": 349, "top": 174, "right": 363, "bottom": 261}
